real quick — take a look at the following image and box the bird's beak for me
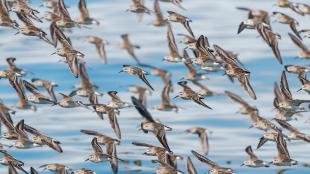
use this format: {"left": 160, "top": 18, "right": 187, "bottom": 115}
{"left": 51, "top": 52, "right": 56, "bottom": 55}
{"left": 173, "top": 95, "right": 179, "bottom": 99}
{"left": 297, "top": 88, "right": 302, "bottom": 92}
{"left": 240, "top": 163, "right": 244, "bottom": 166}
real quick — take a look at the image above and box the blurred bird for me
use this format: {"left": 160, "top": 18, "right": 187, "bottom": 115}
{"left": 120, "top": 34, "right": 141, "bottom": 64}
{"left": 87, "top": 36, "right": 107, "bottom": 63}
{"left": 186, "top": 127, "right": 211, "bottom": 154}
{"left": 75, "top": 0, "right": 100, "bottom": 25}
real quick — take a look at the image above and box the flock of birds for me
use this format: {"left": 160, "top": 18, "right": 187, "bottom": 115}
{"left": 0, "top": 0, "right": 309, "bottom": 173}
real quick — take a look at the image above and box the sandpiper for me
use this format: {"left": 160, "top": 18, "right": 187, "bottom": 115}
{"left": 87, "top": 36, "right": 107, "bottom": 64}
{"left": 225, "top": 90, "right": 257, "bottom": 115}
{"left": 81, "top": 130, "right": 120, "bottom": 173}
{"left": 242, "top": 145, "right": 269, "bottom": 167}
{"left": 164, "top": 22, "right": 182, "bottom": 62}
{"left": 191, "top": 150, "right": 235, "bottom": 174}
{"left": 299, "top": 29, "right": 310, "bottom": 38}
{"left": 93, "top": 104, "right": 121, "bottom": 139}
{"left": 107, "top": 91, "right": 133, "bottom": 109}
{"left": 7, "top": 74, "right": 37, "bottom": 111}
{"left": 120, "top": 34, "right": 141, "bottom": 64}
{"left": 297, "top": 73, "right": 310, "bottom": 94}
{"left": 295, "top": 3, "right": 310, "bottom": 15}
{"left": 274, "top": 71, "right": 310, "bottom": 112}
{"left": 182, "top": 50, "right": 208, "bottom": 81}
{"left": 42, "top": 0, "right": 59, "bottom": 13}
{"left": 80, "top": 130, "right": 120, "bottom": 146}
{"left": 23, "top": 123, "right": 63, "bottom": 153}
{"left": 0, "top": 1, "right": 19, "bottom": 29}
{"left": 167, "top": 11, "right": 194, "bottom": 37}
{"left": 272, "top": 12, "right": 301, "bottom": 39}
{"left": 248, "top": 112, "right": 281, "bottom": 132}
{"left": 132, "top": 141, "right": 182, "bottom": 167}
{"left": 132, "top": 96, "right": 172, "bottom": 152}
{"left": 120, "top": 65, "right": 154, "bottom": 91}
{"left": 11, "top": 0, "right": 42, "bottom": 22}
{"left": 186, "top": 127, "right": 211, "bottom": 154}
{"left": 89, "top": 101, "right": 115, "bottom": 119}
{"left": 175, "top": 81, "right": 212, "bottom": 109}
{"left": 129, "top": 85, "right": 151, "bottom": 106}
{"left": 178, "top": 33, "right": 196, "bottom": 53}
{"left": 75, "top": 63, "right": 99, "bottom": 97}
{"left": 57, "top": 91, "right": 88, "bottom": 109}
{"left": 288, "top": 32, "right": 310, "bottom": 59}
{"left": 43, "top": 11, "right": 60, "bottom": 22}
{"left": 50, "top": 21, "right": 84, "bottom": 77}
{"left": 140, "top": 64, "right": 174, "bottom": 92}
{"left": 148, "top": 65, "right": 172, "bottom": 86}
{"left": 276, "top": 119, "right": 310, "bottom": 142}
{"left": 31, "top": 78, "right": 58, "bottom": 104}
{"left": 40, "top": 163, "right": 69, "bottom": 173}
{"left": 23, "top": 80, "right": 55, "bottom": 104}
{"left": 255, "top": 23, "right": 282, "bottom": 64}
{"left": 153, "top": 81, "right": 178, "bottom": 112}
{"left": 284, "top": 64, "right": 310, "bottom": 76}
{"left": 85, "top": 138, "right": 111, "bottom": 163}
{"left": 271, "top": 132, "right": 297, "bottom": 166}
{"left": 191, "top": 80, "right": 218, "bottom": 97}
{"left": 75, "top": 0, "right": 100, "bottom": 25}
{"left": 56, "top": 0, "right": 77, "bottom": 28}
{"left": 127, "top": 0, "right": 151, "bottom": 21}
{"left": 274, "top": 97, "right": 305, "bottom": 121}
{"left": 214, "top": 44, "right": 257, "bottom": 99}
{"left": 236, "top": 7, "right": 269, "bottom": 34}
{"left": 257, "top": 131, "right": 280, "bottom": 149}
{"left": 187, "top": 157, "right": 197, "bottom": 174}
{"left": 0, "top": 100, "right": 16, "bottom": 117}
{"left": 275, "top": 0, "right": 304, "bottom": 16}
{"left": 5, "top": 57, "right": 27, "bottom": 77}
{"left": 15, "top": 12, "right": 54, "bottom": 46}
{"left": 153, "top": 0, "right": 166, "bottom": 27}
{"left": 13, "top": 120, "right": 40, "bottom": 149}
{"left": 72, "top": 168, "right": 96, "bottom": 174}
{"left": 160, "top": 0, "right": 185, "bottom": 10}
{"left": 155, "top": 160, "right": 184, "bottom": 174}
{"left": 0, "top": 150, "right": 27, "bottom": 174}
{"left": 30, "top": 167, "right": 38, "bottom": 174}
{"left": 8, "top": 162, "right": 18, "bottom": 174}
{"left": 192, "top": 36, "right": 219, "bottom": 71}
{"left": 0, "top": 109, "right": 18, "bottom": 140}
{"left": 140, "top": 121, "right": 172, "bottom": 152}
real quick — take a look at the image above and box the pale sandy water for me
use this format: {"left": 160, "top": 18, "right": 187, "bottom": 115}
{"left": 0, "top": 0, "right": 310, "bottom": 174}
